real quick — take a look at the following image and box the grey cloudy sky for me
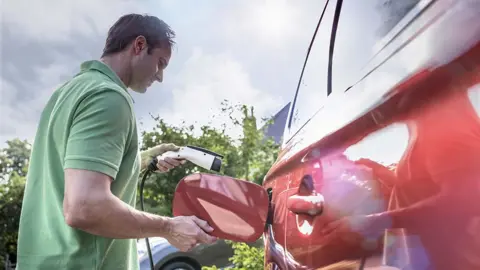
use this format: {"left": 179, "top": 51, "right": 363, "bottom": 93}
{"left": 0, "top": 0, "right": 325, "bottom": 146}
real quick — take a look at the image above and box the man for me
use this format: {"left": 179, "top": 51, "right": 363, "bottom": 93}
{"left": 16, "top": 14, "right": 216, "bottom": 270}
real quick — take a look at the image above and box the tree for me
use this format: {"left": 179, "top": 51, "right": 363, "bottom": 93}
{"left": 0, "top": 173, "right": 26, "bottom": 267}
{"left": 202, "top": 241, "right": 264, "bottom": 270}
{"left": 0, "top": 139, "right": 31, "bottom": 184}
{"left": 0, "top": 139, "right": 31, "bottom": 266}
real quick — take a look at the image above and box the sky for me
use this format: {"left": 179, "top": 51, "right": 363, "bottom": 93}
{"left": 0, "top": 0, "right": 326, "bottom": 146}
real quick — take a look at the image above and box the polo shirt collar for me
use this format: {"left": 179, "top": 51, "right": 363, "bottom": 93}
{"left": 80, "top": 60, "right": 128, "bottom": 90}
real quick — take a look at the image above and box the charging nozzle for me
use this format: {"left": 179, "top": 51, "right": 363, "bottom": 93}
{"left": 159, "top": 145, "right": 223, "bottom": 173}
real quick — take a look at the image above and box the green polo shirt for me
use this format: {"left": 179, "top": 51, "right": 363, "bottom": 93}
{"left": 16, "top": 60, "right": 141, "bottom": 270}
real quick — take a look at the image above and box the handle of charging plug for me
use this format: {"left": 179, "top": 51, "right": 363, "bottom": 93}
{"left": 139, "top": 157, "right": 159, "bottom": 270}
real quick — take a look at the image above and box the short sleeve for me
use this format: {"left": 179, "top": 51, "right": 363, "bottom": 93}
{"left": 63, "top": 89, "right": 133, "bottom": 180}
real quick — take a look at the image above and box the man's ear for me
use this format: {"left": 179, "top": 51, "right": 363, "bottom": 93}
{"left": 133, "top": 35, "right": 147, "bottom": 55}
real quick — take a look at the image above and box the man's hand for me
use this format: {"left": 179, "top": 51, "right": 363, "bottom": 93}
{"left": 165, "top": 216, "right": 217, "bottom": 252}
{"left": 141, "top": 143, "right": 186, "bottom": 172}
{"left": 156, "top": 156, "right": 185, "bottom": 173}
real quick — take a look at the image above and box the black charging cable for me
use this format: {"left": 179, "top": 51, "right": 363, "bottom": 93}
{"left": 139, "top": 157, "right": 159, "bottom": 270}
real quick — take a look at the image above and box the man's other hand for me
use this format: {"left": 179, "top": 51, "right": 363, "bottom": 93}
{"left": 156, "top": 156, "right": 186, "bottom": 173}
{"left": 165, "top": 216, "right": 217, "bottom": 252}
{"left": 142, "top": 143, "right": 186, "bottom": 172}
{"left": 151, "top": 143, "right": 180, "bottom": 155}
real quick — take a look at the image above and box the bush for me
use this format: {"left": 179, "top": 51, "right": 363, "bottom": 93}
{"left": 0, "top": 139, "right": 30, "bottom": 266}
{"left": 203, "top": 240, "right": 264, "bottom": 270}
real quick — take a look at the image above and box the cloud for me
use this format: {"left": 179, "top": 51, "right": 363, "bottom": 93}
{"left": 2, "top": 0, "right": 141, "bottom": 43}
{"left": 220, "top": 0, "right": 324, "bottom": 49}
{"left": 152, "top": 47, "right": 285, "bottom": 139}
{"left": 0, "top": 61, "right": 73, "bottom": 145}
{"left": 225, "top": 1, "right": 300, "bottom": 44}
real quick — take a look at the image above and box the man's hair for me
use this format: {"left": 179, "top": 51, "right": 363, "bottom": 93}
{"left": 102, "top": 13, "right": 175, "bottom": 57}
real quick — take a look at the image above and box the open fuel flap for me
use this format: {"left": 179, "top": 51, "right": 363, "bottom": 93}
{"left": 172, "top": 173, "right": 270, "bottom": 243}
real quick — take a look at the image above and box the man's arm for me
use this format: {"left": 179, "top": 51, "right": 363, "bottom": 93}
{"left": 63, "top": 168, "right": 171, "bottom": 239}
{"left": 63, "top": 168, "right": 216, "bottom": 251}
{"left": 61, "top": 89, "right": 215, "bottom": 249}
{"left": 62, "top": 89, "right": 170, "bottom": 238}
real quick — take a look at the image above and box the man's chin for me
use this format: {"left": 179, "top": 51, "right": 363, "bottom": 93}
{"left": 130, "top": 86, "right": 148, "bottom": 94}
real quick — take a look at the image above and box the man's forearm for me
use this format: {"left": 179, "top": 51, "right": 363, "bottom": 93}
{"left": 66, "top": 193, "right": 171, "bottom": 239}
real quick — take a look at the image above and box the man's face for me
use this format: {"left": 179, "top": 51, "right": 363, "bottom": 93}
{"left": 129, "top": 36, "right": 171, "bottom": 93}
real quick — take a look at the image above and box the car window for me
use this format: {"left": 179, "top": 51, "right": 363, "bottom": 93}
{"left": 332, "top": 0, "right": 421, "bottom": 93}
{"left": 287, "top": 1, "right": 336, "bottom": 139}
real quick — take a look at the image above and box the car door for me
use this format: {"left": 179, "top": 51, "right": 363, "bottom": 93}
{"left": 280, "top": 0, "right": 480, "bottom": 269}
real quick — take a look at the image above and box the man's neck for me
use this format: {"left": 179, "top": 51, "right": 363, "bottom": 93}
{"left": 100, "top": 54, "right": 131, "bottom": 87}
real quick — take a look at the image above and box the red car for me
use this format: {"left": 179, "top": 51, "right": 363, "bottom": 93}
{"left": 174, "top": 0, "right": 480, "bottom": 269}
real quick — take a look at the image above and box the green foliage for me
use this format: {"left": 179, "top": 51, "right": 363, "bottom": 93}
{"left": 0, "top": 139, "right": 31, "bottom": 266}
{"left": 227, "top": 241, "right": 264, "bottom": 270}
{"left": 202, "top": 240, "right": 264, "bottom": 270}
{"left": 0, "top": 139, "right": 31, "bottom": 184}
{"left": 202, "top": 266, "right": 220, "bottom": 270}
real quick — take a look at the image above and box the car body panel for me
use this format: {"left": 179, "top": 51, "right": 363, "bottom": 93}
{"left": 263, "top": 0, "right": 480, "bottom": 268}
{"left": 262, "top": 175, "right": 290, "bottom": 268}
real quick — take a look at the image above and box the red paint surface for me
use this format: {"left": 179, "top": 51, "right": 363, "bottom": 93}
{"left": 263, "top": 0, "right": 480, "bottom": 269}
